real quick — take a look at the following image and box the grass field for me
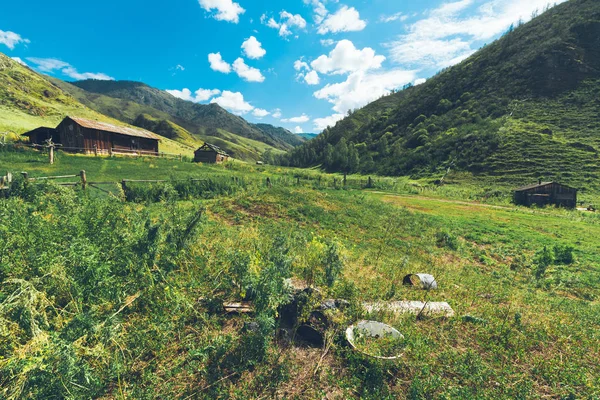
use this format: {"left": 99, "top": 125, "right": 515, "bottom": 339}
{"left": 0, "top": 148, "right": 599, "bottom": 398}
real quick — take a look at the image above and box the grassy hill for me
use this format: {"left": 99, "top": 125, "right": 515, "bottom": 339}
{"left": 0, "top": 148, "right": 599, "bottom": 398}
{"left": 281, "top": 0, "right": 600, "bottom": 191}
{"left": 0, "top": 53, "right": 194, "bottom": 156}
{"left": 68, "top": 79, "right": 302, "bottom": 150}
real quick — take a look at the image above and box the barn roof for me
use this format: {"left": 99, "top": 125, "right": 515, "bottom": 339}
{"left": 196, "top": 142, "right": 229, "bottom": 156}
{"left": 515, "top": 181, "right": 577, "bottom": 192}
{"left": 22, "top": 126, "right": 56, "bottom": 136}
{"left": 67, "top": 117, "right": 160, "bottom": 140}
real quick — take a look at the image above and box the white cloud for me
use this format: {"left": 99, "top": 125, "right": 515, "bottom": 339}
{"left": 241, "top": 36, "right": 266, "bottom": 59}
{"left": 210, "top": 90, "right": 254, "bottom": 114}
{"left": 0, "top": 30, "right": 30, "bottom": 49}
{"left": 253, "top": 108, "right": 270, "bottom": 118}
{"left": 175, "top": 64, "right": 185, "bottom": 71}
{"left": 380, "top": 12, "right": 408, "bottom": 23}
{"left": 304, "top": 70, "right": 320, "bottom": 85}
{"left": 294, "top": 126, "right": 304, "bottom": 134}
{"left": 282, "top": 114, "right": 310, "bottom": 123}
{"left": 264, "top": 10, "right": 307, "bottom": 38}
{"left": 311, "top": 40, "right": 385, "bottom": 75}
{"left": 233, "top": 58, "right": 265, "bottom": 82}
{"left": 208, "top": 52, "right": 232, "bottom": 73}
{"left": 314, "top": 69, "right": 416, "bottom": 114}
{"left": 11, "top": 57, "right": 27, "bottom": 66}
{"left": 387, "top": 0, "right": 567, "bottom": 68}
{"left": 294, "top": 60, "right": 310, "bottom": 71}
{"left": 165, "top": 88, "right": 221, "bottom": 103}
{"left": 320, "top": 39, "right": 335, "bottom": 46}
{"left": 313, "top": 113, "right": 345, "bottom": 131}
{"left": 303, "top": 0, "right": 329, "bottom": 24}
{"left": 198, "top": 0, "right": 245, "bottom": 23}
{"left": 317, "top": 6, "right": 366, "bottom": 34}
{"left": 414, "top": 78, "right": 427, "bottom": 86}
{"left": 272, "top": 108, "right": 282, "bottom": 119}
{"left": 26, "top": 58, "right": 113, "bottom": 80}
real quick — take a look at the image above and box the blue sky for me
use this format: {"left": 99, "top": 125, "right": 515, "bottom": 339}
{"left": 1, "top": 0, "right": 565, "bottom": 133}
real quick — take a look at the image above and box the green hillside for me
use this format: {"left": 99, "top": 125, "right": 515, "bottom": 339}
{"left": 69, "top": 79, "right": 302, "bottom": 150}
{"left": 281, "top": 0, "right": 600, "bottom": 191}
{"left": 0, "top": 53, "right": 193, "bottom": 156}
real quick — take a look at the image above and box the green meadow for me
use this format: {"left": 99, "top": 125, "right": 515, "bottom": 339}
{"left": 0, "top": 148, "right": 599, "bottom": 399}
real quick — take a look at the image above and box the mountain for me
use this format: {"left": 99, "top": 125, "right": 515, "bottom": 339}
{"left": 252, "top": 123, "right": 305, "bottom": 147}
{"left": 281, "top": 0, "right": 600, "bottom": 190}
{"left": 297, "top": 133, "right": 318, "bottom": 141}
{"left": 65, "top": 79, "right": 302, "bottom": 152}
{"left": 0, "top": 53, "right": 192, "bottom": 155}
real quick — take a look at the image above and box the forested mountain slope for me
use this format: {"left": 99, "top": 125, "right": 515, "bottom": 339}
{"left": 281, "top": 0, "right": 600, "bottom": 190}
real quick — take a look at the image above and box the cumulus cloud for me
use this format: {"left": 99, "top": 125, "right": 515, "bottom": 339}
{"left": 311, "top": 40, "right": 385, "bottom": 75}
{"left": 241, "top": 36, "right": 266, "bottom": 59}
{"left": 198, "top": 0, "right": 245, "bottom": 23}
{"left": 314, "top": 69, "right": 416, "bottom": 114}
{"left": 414, "top": 78, "right": 427, "bottom": 86}
{"left": 0, "top": 30, "right": 30, "bottom": 49}
{"left": 272, "top": 108, "right": 282, "bottom": 119}
{"left": 263, "top": 10, "right": 307, "bottom": 38}
{"left": 282, "top": 114, "right": 310, "bottom": 123}
{"left": 208, "top": 52, "right": 232, "bottom": 73}
{"left": 26, "top": 58, "right": 113, "bottom": 80}
{"left": 317, "top": 6, "right": 366, "bottom": 34}
{"left": 294, "top": 60, "right": 310, "bottom": 71}
{"left": 166, "top": 88, "right": 221, "bottom": 103}
{"left": 304, "top": 70, "right": 320, "bottom": 85}
{"left": 253, "top": 108, "right": 270, "bottom": 118}
{"left": 313, "top": 113, "right": 345, "bottom": 131}
{"left": 294, "top": 126, "right": 304, "bottom": 134}
{"left": 210, "top": 90, "right": 254, "bottom": 114}
{"left": 320, "top": 39, "right": 335, "bottom": 46}
{"left": 303, "top": 0, "right": 329, "bottom": 24}
{"left": 387, "top": 0, "right": 567, "bottom": 68}
{"left": 233, "top": 58, "right": 265, "bottom": 82}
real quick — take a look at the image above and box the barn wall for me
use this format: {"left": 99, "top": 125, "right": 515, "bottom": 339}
{"left": 194, "top": 150, "right": 218, "bottom": 163}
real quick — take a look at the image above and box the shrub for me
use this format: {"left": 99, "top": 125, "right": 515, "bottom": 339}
{"left": 553, "top": 244, "right": 575, "bottom": 264}
{"left": 436, "top": 230, "right": 460, "bottom": 250}
{"left": 534, "top": 246, "right": 554, "bottom": 279}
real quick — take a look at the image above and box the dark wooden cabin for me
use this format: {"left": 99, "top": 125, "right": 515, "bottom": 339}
{"left": 513, "top": 181, "right": 577, "bottom": 208}
{"left": 22, "top": 127, "right": 60, "bottom": 145}
{"left": 194, "top": 143, "right": 230, "bottom": 163}
{"left": 55, "top": 116, "right": 160, "bottom": 154}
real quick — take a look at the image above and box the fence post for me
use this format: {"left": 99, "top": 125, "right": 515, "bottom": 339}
{"left": 179, "top": 154, "right": 183, "bottom": 162}
{"left": 266, "top": 177, "right": 272, "bottom": 188}
{"left": 368, "top": 176, "right": 373, "bottom": 188}
{"left": 80, "top": 170, "right": 87, "bottom": 190}
{"left": 297, "top": 177, "right": 300, "bottom": 185}
{"left": 343, "top": 172, "right": 347, "bottom": 187}
{"left": 93, "top": 144, "right": 98, "bottom": 157}
{"left": 21, "top": 172, "right": 28, "bottom": 181}
{"left": 109, "top": 147, "right": 113, "bottom": 158}
{"left": 121, "top": 180, "right": 127, "bottom": 193}
{"left": 49, "top": 145, "right": 55, "bottom": 165}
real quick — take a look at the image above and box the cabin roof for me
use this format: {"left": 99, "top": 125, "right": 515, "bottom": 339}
{"left": 67, "top": 117, "right": 160, "bottom": 140}
{"left": 22, "top": 127, "right": 56, "bottom": 136}
{"left": 514, "top": 181, "right": 577, "bottom": 192}
{"left": 196, "top": 143, "right": 229, "bottom": 156}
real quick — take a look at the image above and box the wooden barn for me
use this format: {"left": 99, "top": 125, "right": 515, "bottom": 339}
{"left": 54, "top": 116, "right": 160, "bottom": 155}
{"left": 513, "top": 181, "right": 577, "bottom": 208}
{"left": 193, "top": 143, "right": 230, "bottom": 163}
{"left": 22, "top": 126, "right": 60, "bottom": 145}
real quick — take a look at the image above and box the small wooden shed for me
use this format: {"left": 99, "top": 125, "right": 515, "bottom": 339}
{"left": 194, "top": 143, "right": 229, "bottom": 163}
{"left": 513, "top": 181, "right": 577, "bottom": 208}
{"left": 22, "top": 127, "right": 60, "bottom": 145}
{"left": 55, "top": 116, "right": 160, "bottom": 155}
